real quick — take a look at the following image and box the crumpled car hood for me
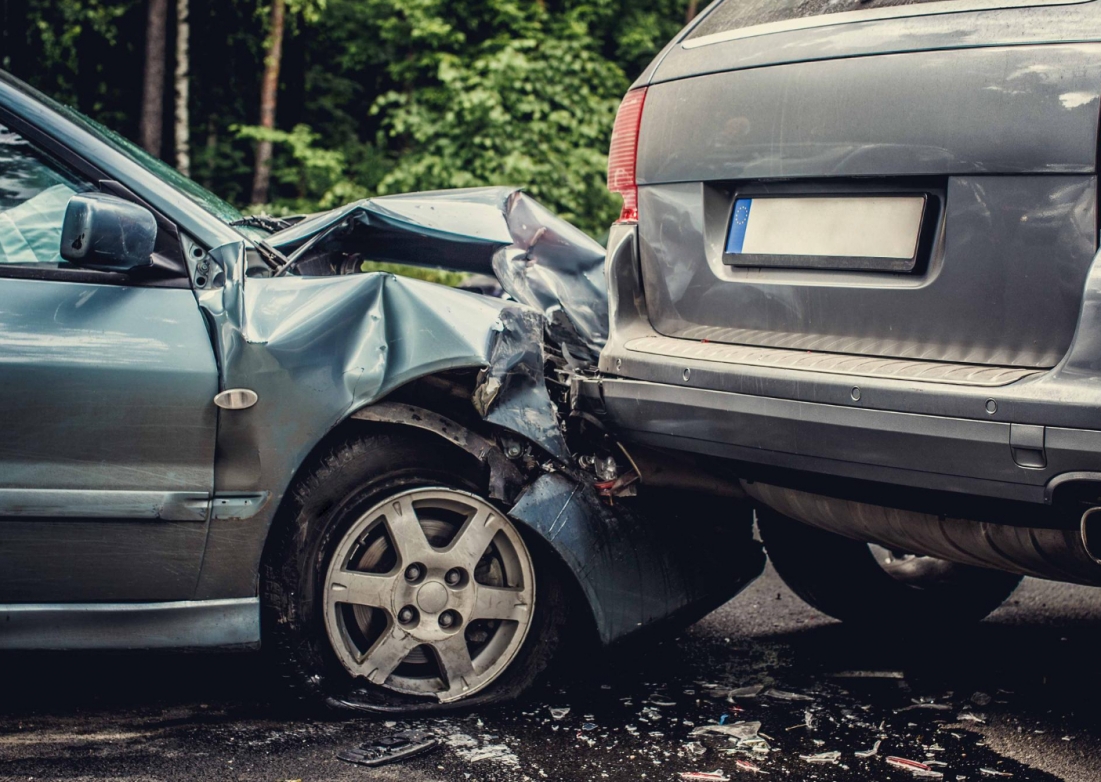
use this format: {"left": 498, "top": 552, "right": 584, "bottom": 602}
{"left": 265, "top": 186, "right": 609, "bottom": 365}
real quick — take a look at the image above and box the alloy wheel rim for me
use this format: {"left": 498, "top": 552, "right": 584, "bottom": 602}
{"left": 323, "top": 487, "right": 535, "bottom": 703}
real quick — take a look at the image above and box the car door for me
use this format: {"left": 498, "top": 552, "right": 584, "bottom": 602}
{"left": 0, "top": 122, "right": 219, "bottom": 603}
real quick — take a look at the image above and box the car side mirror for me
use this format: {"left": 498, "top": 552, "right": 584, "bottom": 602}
{"left": 60, "top": 192, "right": 157, "bottom": 273}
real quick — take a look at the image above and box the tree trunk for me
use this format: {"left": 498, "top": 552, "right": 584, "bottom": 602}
{"left": 250, "top": 0, "right": 286, "bottom": 206}
{"left": 141, "top": 0, "right": 168, "bottom": 156}
{"left": 174, "top": 0, "right": 190, "bottom": 176}
{"left": 686, "top": 0, "right": 699, "bottom": 22}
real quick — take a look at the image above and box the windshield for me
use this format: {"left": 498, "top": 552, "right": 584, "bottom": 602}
{"left": 3, "top": 73, "right": 248, "bottom": 229}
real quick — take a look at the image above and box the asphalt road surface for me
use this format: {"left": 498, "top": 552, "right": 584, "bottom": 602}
{"left": 3, "top": 562, "right": 1101, "bottom": 782}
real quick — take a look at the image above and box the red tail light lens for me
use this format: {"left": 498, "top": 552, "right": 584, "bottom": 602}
{"left": 607, "top": 87, "right": 647, "bottom": 223}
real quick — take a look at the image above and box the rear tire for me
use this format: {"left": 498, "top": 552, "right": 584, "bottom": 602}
{"left": 262, "top": 428, "right": 567, "bottom": 713}
{"left": 756, "top": 506, "right": 1022, "bottom": 624}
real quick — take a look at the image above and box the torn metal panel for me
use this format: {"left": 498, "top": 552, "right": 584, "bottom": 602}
{"left": 265, "top": 187, "right": 609, "bottom": 365}
{"left": 193, "top": 240, "right": 569, "bottom": 597}
{"left": 508, "top": 472, "right": 765, "bottom": 645}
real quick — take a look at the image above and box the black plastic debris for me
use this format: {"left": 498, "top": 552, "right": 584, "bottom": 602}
{"left": 336, "top": 730, "right": 440, "bottom": 767}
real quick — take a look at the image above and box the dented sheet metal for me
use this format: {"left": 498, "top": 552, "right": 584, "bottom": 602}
{"left": 192, "top": 239, "right": 568, "bottom": 597}
{"left": 266, "top": 187, "right": 609, "bottom": 365}
{"left": 191, "top": 186, "right": 761, "bottom": 643}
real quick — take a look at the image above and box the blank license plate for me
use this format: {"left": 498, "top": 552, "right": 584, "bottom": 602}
{"left": 725, "top": 195, "right": 927, "bottom": 272}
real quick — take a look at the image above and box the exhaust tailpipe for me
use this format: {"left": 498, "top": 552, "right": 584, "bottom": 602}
{"left": 1080, "top": 507, "right": 1101, "bottom": 564}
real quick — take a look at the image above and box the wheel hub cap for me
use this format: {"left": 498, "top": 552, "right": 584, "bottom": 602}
{"left": 415, "top": 581, "right": 449, "bottom": 614}
{"left": 322, "top": 487, "right": 536, "bottom": 703}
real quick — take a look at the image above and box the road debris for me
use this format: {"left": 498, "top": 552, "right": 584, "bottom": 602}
{"left": 765, "top": 688, "right": 814, "bottom": 702}
{"left": 679, "top": 771, "right": 730, "bottom": 781}
{"left": 549, "top": 707, "right": 571, "bottom": 720}
{"left": 958, "top": 713, "right": 987, "bottom": 724}
{"left": 691, "top": 722, "right": 763, "bottom": 741}
{"left": 980, "top": 769, "right": 1013, "bottom": 777}
{"left": 727, "top": 684, "right": 767, "bottom": 700}
{"left": 336, "top": 730, "right": 439, "bottom": 767}
{"left": 971, "top": 692, "right": 993, "bottom": 706}
{"left": 887, "top": 756, "right": 945, "bottom": 779}
{"left": 855, "top": 739, "right": 882, "bottom": 758}
{"left": 733, "top": 759, "right": 767, "bottom": 774}
{"left": 800, "top": 750, "right": 841, "bottom": 764}
{"left": 829, "top": 670, "right": 906, "bottom": 679}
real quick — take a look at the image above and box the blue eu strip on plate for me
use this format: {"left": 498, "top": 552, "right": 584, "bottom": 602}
{"left": 727, "top": 198, "right": 752, "bottom": 255}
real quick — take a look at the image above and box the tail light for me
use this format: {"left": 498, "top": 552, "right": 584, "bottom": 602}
{"left": 607, "top": 87, "right": 647, "bottom": 223}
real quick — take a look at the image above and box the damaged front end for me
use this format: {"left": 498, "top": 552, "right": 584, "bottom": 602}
{"left": 201, "top": 187, "right": 762, "bottom": 668}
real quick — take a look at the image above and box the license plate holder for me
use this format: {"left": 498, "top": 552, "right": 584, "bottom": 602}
{"left": 724, "top": 195, "right": 928, "bottom": 272}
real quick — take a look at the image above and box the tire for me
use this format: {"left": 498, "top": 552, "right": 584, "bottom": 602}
{"left": 262, "top": 428, "right": 567, "bottom": 713}
{"left": 756, "top": 506, "right": 1023, "bottom": 624}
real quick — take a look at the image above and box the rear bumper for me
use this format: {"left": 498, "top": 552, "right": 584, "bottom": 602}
{"left": 596, "top": 223, "right": 1101, "bottom": 508}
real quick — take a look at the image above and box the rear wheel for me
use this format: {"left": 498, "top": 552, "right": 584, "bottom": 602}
{"left": 262, "top": 430, "right": 567, "bottom": 712}
{"left": 756, "top": 506, "right": 1022, "bottom": 624}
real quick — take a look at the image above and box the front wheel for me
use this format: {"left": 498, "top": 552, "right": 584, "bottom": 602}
{"left": 756, "top": 506, "right": 1023, "bottom": 625}
{"left": 262, "top": 430, "right": 566, "bottom": 712}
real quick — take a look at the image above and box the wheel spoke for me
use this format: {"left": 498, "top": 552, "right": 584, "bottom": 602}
{"left": 328, "top": 569, "right": 396, "bottom": 610}
{"left": 383, "top": 495, "right": 433, "bottom": 563}
{"left": 472, "top": 584, "right": 530, "bottom": 622}
{"left": 434, "top": 634, "right": 477, "bottom": 701}
{"left": 361, "top": 626, "right": 419, "bottom": 685}
{"left": 447, "top": 507, "right": 503, "bottom": 571}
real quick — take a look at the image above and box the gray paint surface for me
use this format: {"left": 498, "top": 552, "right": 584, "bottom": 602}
{"left": 638, "top": 176, "right": 1097, "bottom": 368}
{"left": 639, "top": 44, "right": 1101, "bottom": 182}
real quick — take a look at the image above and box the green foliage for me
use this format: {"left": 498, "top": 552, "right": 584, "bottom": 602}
{"left": 11, "top": 0, "right": 695, "bottom": 257}
{"left": 359, "top": 261, "right": 468, "bottom": 288}
{"left": 374, "top": 34, "right": 627, "bottom": 236}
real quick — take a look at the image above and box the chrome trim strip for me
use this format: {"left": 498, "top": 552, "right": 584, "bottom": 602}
{"left": 0, "top": 489, "right": 209, "bottom": 521}
{"left": 0, "top": 598, "right": 260, "bottom": 650}
{"left": 683, "top": 0, "right": 1089, "bottom": 50}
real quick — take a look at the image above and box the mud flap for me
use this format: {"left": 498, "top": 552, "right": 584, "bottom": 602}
{"left": 509, "top": 472, "right": 765, "bottom": 646}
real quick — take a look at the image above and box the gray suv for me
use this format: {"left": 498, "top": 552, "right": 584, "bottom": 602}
{"left": 592, "top": 0, "right": 1101, "bottom": 622}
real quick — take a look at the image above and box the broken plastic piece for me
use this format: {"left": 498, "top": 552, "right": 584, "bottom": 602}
{"left": 800, "top": 751, "right": 841, "bottom": 764}
{"left": 336, "top": 730, "right": 439, "bottom": 767}
{"left": 886, "top": 756, "right": 945, "bottom": 779}
{"left": 854, "top": 739, "right": 882, "bottom": 758}
{"left": 692, "top": 721, "right": 763, "bottom": 741}
{"left": 734, "top": 759, "right": 767, "bottom": 774}
{"left": 549, "top": 707, "right": 570, "bottom": 720}
{"left": 765, "top": 688, "right": 814, "bottom": 702}
{"left": 679, "top": 771, "right": 730, "bottom": 781}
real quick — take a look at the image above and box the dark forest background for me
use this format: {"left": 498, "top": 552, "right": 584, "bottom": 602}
{"left": 0, "top": 0, "right": 702, "bottom": 238}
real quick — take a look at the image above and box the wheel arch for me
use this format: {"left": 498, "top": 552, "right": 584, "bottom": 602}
{"left": 256, "top": 375, "right": 601, "bottom": 650}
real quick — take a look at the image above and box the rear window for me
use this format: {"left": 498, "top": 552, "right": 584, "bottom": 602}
{"left": 688, "top": 0, "right": 1080, "bottom": 41}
